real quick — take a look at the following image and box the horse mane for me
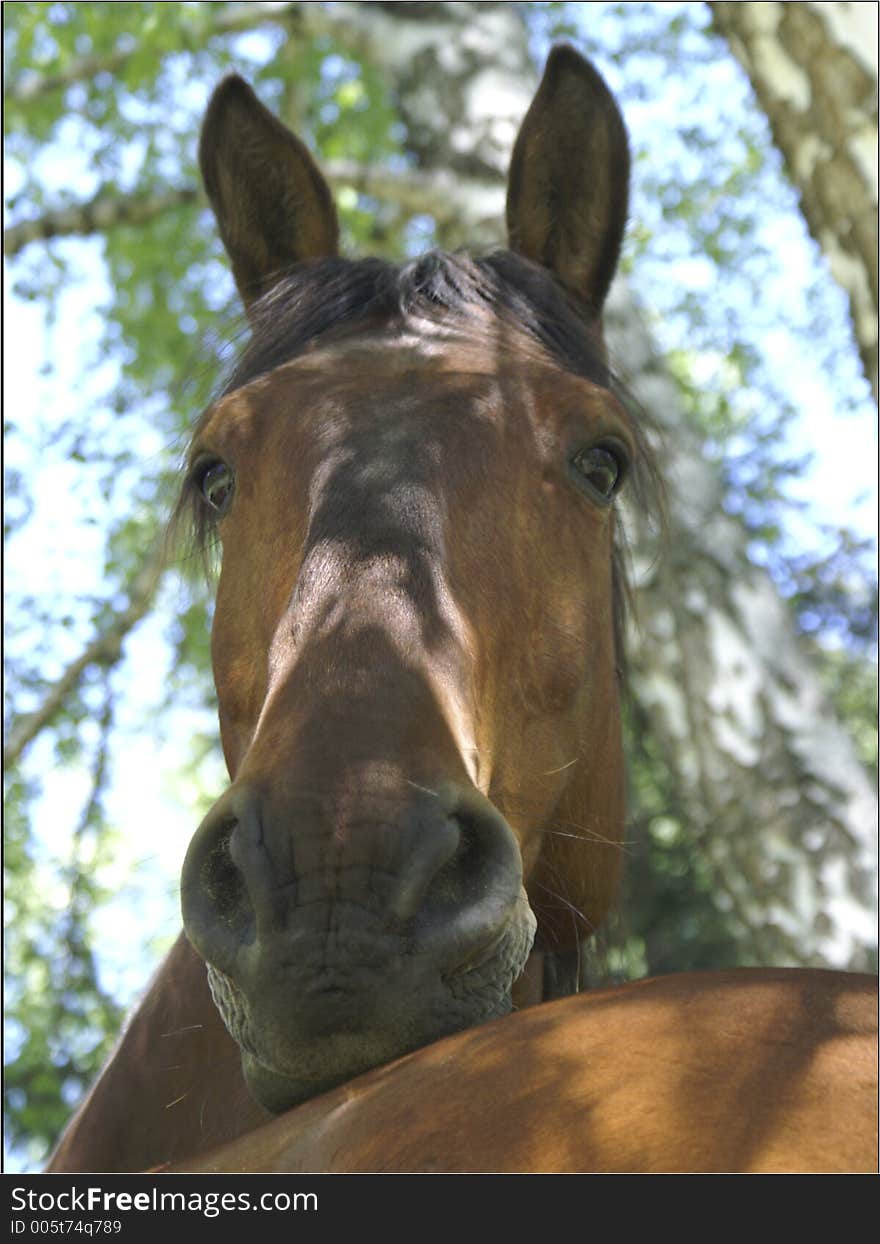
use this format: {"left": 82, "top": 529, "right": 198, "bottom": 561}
{"left": 174, "top": 249, "right": 664, "bottom": 693}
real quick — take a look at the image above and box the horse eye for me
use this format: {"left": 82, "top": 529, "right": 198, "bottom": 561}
{"left": 571, "top": 445, "right": 626, "bottom": 501}
{"left": 199, "top": 462, "right": 235, "bottom": 515}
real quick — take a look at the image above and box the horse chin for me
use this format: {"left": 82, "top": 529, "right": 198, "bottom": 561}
{"left": 241, "top": 1047, "right": 378, "bottom": 1115}
{"left": 240, "top": 987, "right": 515, "bottom": 1115}
{"left": 209, "top": 895, "right": 537, "bottom": 1115}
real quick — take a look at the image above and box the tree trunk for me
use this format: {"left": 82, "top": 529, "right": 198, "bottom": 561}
{"left": 605, "top": 279, "right": 877, "bottom": 970}
{"left": 709, "top": 1, "right": 878, "bottom": 402}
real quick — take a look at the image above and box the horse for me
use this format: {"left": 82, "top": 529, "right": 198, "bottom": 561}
{"left": 47, "top": 947, "right": 878, "bottom": 1172}
{"left": 168, "top": 968, "right": 877, "bottom": 1174}
{"left": 46, "top": 46, "right": 877, "bottom": 1174}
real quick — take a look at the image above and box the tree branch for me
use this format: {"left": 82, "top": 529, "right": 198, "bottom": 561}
{"left": 3, "top": 537, "right": 168, "bottom": 768}
{"left": 4, "top": 3, "right": 394, "bottom": 107}
{"left": 4, "top": 165, "right": 503, "bottom": 257}
{"left": 8, "top": 47, "right": 135, "bottom": 103}
{"left": 6, "top": 3, "right": 303, "bottom": 104}
{"left": 4, "top": 186, "right": 200, "bottom": 256}
{"left": 326, "top": 159, "right": 504, "bottom": 238}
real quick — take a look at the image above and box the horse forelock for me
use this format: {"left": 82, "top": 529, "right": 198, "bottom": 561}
{"left": 223, "top": 251, "right": 610, "bottom": 394}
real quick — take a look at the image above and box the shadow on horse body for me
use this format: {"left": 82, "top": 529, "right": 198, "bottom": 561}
{"left": 48, "top": 47, "right": 877, "bottom": 1174}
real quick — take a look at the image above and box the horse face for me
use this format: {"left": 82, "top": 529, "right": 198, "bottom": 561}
{"left": 180, "top": 46, "right": 632, "bottom": 1113}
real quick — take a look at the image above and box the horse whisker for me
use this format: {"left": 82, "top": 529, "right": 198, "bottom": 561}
{"left": 541, "top": 758, "right": 579, "bottom": 775}
{"left": 402, "top": 779, "right": 440, "bottom": 798}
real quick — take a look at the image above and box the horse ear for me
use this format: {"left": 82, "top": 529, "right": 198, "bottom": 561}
{"left": 199, "top": 75, "right": 339, "bottom": 310}
{"left": 506, "top": 46, "right": 629, "bottom": 315}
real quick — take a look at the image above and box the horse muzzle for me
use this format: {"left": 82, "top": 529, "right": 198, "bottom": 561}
{"left": 180, "top": 780, "right": 536, "bottom": 1111}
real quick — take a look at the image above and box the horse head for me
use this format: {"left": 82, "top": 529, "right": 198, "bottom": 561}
{"left": 178, "top": 46, "right": 647, "bottom": 1114}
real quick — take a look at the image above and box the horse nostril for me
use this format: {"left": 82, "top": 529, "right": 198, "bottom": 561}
{"left": 387, "top": 816, "right": 460, "bottom": 924}
{"left": 398, "top": 787, "right": 525, "bottom": 973}
{"left": 202, "top": 818, "right": 251, "bottom": 937}
{"left": 181, "top": 792, "right": 259, "bottom": 974}
{"left": 424, "top": 815, "right": 481, "bottom": 908}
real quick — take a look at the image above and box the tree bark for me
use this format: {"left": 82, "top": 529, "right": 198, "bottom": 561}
{"left": 605, "top": 280, "right": 877, "bottom": 970}
{"left": 709, "top": 1, "right": 878, "bottom": 402}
